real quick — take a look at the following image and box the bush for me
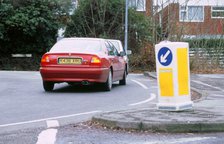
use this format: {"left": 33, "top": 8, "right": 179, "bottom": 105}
{"left": 0, "top": 54, "right": 42, "bottom": 71}
{"left": 129, "top": 44, "right": 156, "bottom": 72}
{"left": 187, "top": 39, "right": 224, "bottom": 71}
{"left": 186, "top": 39, "right": 224, "bottom": 48}
{"left": 0, "top": 0, "right": 65, "bottom": 55}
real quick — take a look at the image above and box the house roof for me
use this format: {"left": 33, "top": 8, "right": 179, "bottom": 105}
{"left": 178, "top": 0, "right": 224, "bottom": 6}
{"left": 154, "top": 0, "right": 224, "bottom": 6}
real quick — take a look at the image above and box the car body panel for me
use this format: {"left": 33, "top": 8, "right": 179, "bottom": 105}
{"left": 40, "top": 38, "right": 126, "bottom": 85}
{"left": 108, "top": 39, "right": 129, "bottom": 74}
{"left": 40, "top": 66, "right": 109, "bottom": 83}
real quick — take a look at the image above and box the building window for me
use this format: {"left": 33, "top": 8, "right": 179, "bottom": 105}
{"left": 211, "top": 6, "right": 224, "bottom": 18}
{"left": 69, "top": 0, "right": 78, "bottom": 15}
{"left": 180, "top": 6, "right": 204, "bottom": 22}
{"left": 128, "top": 0, "right": 146, "bottom": 11}
{"left": 71, "top": 0, "right": 78, "bottom": 8}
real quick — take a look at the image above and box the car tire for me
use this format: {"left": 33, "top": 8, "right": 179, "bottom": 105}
{"left": 104, "top": 70, "right": 112, "bottom": 91}
{"left": 119, "top": 70, "right": 126, "bottom": 85}
{"left": 43, "top": 81, "right": 54, "bottom": 92}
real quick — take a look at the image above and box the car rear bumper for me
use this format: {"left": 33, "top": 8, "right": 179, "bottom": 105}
{"left": 40, "top": 67, "right": 109, "bottom": 83}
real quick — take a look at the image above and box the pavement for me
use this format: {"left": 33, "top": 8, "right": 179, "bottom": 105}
{"left": 92, "top": 72, "right": 224, "bottom": 133}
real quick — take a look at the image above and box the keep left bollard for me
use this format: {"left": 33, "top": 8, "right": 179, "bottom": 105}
{"left": 155, "top": 41, "right": 193, "bottom": 111}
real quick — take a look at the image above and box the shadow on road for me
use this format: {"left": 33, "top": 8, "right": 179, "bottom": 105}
{"left": 52, "top": 83, "right": 121, "bottom": 93}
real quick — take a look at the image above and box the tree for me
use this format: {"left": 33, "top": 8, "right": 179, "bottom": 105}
{"left": 65, "top": 0, "right": 152, "bottom": 54}
{"left": 65, "top": 0, "right": 124, "bottom": 38}
{"left": 0, "top": 1, "right": 13, "bottom": 41}
{"left": 0, "top": 0, "right": 65, "bottom": 55}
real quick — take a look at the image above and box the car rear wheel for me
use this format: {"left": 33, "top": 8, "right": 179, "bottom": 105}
{"left": 43, "top": 81, "right": 54, "bottom": 92}
{"left": 119, "top": 70, "right": 126, "bottom": 85}
{"left": 103, "top": 70, "right": 112, "bottom": 91}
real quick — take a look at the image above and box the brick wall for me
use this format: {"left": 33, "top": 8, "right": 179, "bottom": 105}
{"left": 159, "top": 3, "right": 224, "bottom": 37}
{"left": 145, "top": 0, "right": 153, "bottom": 16}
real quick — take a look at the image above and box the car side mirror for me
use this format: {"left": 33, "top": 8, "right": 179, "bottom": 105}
{"left": 127, "top": 50, "right": 132, "bottom": 55}
{"left": 119, "top": 51, "right": 126, "bottom": 57}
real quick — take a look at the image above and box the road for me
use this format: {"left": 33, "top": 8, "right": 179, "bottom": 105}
{"left": 0, "top": 71, "right": 156, "bottom": 128}
{"left": 0, "top": 71, "right": 224, "bottom": 144}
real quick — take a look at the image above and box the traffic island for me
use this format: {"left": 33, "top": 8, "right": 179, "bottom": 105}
{"left": 92, "top": 108, "right": 224, "bottom": 133}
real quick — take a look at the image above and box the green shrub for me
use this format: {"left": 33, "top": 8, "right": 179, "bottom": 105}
{"left": 0, "top": 0, "right": 65, "bottom": 55}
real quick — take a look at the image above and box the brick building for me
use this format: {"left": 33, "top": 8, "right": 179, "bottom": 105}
{"left": 154, "top": 0, "right": 224, "bottom": 39}
{"left": 128, "top": 0, "right": 153, "bottom": 16}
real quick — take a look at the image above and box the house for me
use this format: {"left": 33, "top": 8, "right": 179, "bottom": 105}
{"left": 128, "top": 0, "right": 153, "bottom": 16}
{"left": 58, "top": 0, "right": 79, "bottom": 41}
{"left": 70, "top": 0, "right": 78, "bottom": 14}
{"left": 153, "top": 0, "right": 224, "bottom": 39}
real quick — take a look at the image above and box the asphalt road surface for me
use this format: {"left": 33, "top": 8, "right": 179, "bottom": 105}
{"left": 0, "top": 71, "right": 156, "bottom": 127}
{"left": 0, "top": 71, "right": 224, "bottom": 144}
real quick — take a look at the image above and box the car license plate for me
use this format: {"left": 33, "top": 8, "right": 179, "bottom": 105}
{"left": 58, "top": 58, "right": 82, "bottom": 64}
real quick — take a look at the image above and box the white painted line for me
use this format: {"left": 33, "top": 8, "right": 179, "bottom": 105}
{"left": 36, "top": 129, "right": 58, "bottom": 144}
{"left": 199, "top": 74, "right": 224, "bottom": 79}
{"left": 0, "top": 111, "right": 101, "bottom": 128}
{"left": 129, "top": 93, "right": 156, "bottom": 106}
{"left": 141, "top": 137, "right": 216, "bottom": 144}
{"left": 135, "top": 79, "right": 153, "bottom": 82}
{"left": 47, "top": 120, "right": 59, "bottom": 128}
{"left": 36, "top": 120, "right": 59, "bottom": 144}
{"left": 213, "top": 94, "right": 224, "bottom": 97}
{"left": 131, "top": 79, "right": 149, "bottom": 89}
{"left": 192, "top": 80, "right": 224, "bottom": 92}
{"left": 11, "top": 54, "right": 32, "bottom": 58}
{"left": 150, "top": 86, "right": 158, "bottom": 89}
{"left": 129, "top": 73, "right": 142, "bottom": 76}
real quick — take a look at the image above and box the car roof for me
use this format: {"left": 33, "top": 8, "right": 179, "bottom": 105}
{"left": 107, "top": 39, "right": 122, "bottom": 43}
{"left": 60, "top": 37, "right": 105, "bottom": 42}
{"left": 107, "top": 39, "right": 123, "bottom": 51}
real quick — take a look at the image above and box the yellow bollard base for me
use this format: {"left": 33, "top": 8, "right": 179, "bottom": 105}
{"left": 157, "top": 101, "right": 193, "bottom": 111}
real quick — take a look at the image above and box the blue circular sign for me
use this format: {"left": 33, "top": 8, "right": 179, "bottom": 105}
{"left": 158, "top": 47, "right": 172, "bottom": 66}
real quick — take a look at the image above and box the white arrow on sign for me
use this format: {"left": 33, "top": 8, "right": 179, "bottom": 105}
{"left": 160, "top": 50, "right": 170, "bottom": 63}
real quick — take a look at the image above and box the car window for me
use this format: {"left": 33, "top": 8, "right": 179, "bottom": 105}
{"left": 107, "top": 41, "right": 120, "bottom": 56}
{"left": 110, "top": 41, "right": 120, "bottom": 51}
{"left": 112, "top": 44, "right": 119, "bottom": 56}
{"left": 50, "top": 39, "right": 102, "bottom": 53}
{"left": 105, "top": 41, "right": 115, "bottom": 56}
{"left": 109, "top": 40, "right": 126, "bottom": 55}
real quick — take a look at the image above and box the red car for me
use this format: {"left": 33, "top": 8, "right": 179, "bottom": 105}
{"left": 40, "top": 38, "right": 127, "bottom": 92}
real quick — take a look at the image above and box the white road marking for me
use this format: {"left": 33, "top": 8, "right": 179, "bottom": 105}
{"left": 0, "top": 111, "right": 101, "bottom": 128}
{"left": 213, "top": 94, "right": 224, "bottom": 96}
{"left": 129, "top": 73, "right": 142, "bottom": 76}
{"left": 47, "top": 120, "right": 59, "bottom": 128}
{"left": 37, "top": 120, "right": 59, "bottom": 144}
{"left": 140, "top": 137, "right": 215, "bottom": 144}
{"left": 135, "top": 79, "right": 154, "bottom": 82}
{"left": 150, "top": 86, "right": 158, "bottom": 89}
{"left": 192, "top": 80, "right": 224, "bottom": 92}
{"left": 213, "top": 94, "right": 224, "bottom": 97}
{"left": 131, "top": 79, "right": 149, "bottom": 89}
{"left": 36, "top": 128, "right": 58, "bottom": 144}
{"left": 199, "top": 74, "right": 224, "bottom": 79}
{"left": 129, "top": 93, "right": 156, "bottom": 106}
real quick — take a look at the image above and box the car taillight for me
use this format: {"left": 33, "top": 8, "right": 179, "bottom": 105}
{"left": 41, "top": 55, "right": 50, "bottom": 63}
{"left": 91, "top": 56, "right": 101, "bottom": 64}
{"left": 90, "top": 56, "right": 101, "bottom": 67}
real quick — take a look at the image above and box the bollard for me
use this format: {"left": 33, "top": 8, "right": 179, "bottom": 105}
{"left": 155, "top": 41, "right": 193, "bottom": 111}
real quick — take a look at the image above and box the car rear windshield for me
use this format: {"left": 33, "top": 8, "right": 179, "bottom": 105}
{"left": 110, "top": 41, "right": 119, "bottom": 49}
{"left": 110, "top": 41, "right": 122, "bottom": 52}
{"left": 50, "top": 39, "right": 102, "bottom": 53}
